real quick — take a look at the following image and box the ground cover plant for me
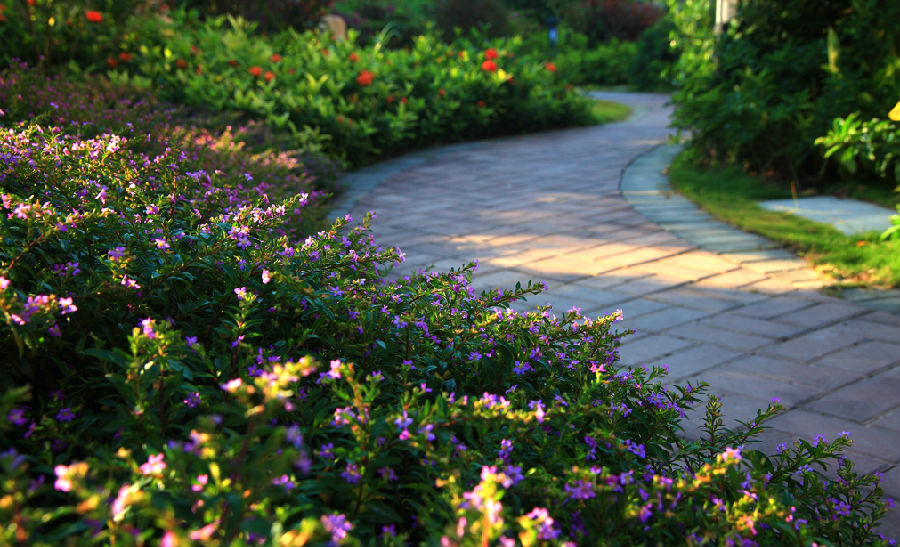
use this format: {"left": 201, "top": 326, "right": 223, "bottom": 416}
{"left": 1, "top": 61, "right": 897, "bottom": 546}
{"left": 667, "top": 153, "right": 900, "bottom": 288}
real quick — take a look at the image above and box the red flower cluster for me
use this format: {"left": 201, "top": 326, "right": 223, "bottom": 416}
{"left": 249, "top": 66, "right": 262, "bottom": 78}
{"left": 545, "top": 62, "right": 557, "bottom": 73}
{"left": 118, "top": 52, "right": 134, "bottom": 62}
{"left": 349, "top": 52, "right": 359, "bottom": 62}
{"left": 271, "top": 53, "right": 282, "bottom": 62}
{"left": 85, "top": 10, "right": 102, "bottom": 22}
{"left": 484, "top": 48, "right": 498, "bottom": 60}
{"left": 175, "top": 59, "right": 188, "bottom": 70}
{"left": 482, "top": 60, "right": 498, "bottom": 72}
{"left": 264, "top": 70, "right": 275, "bottom": 82}
{"left": 356, "top": 69, "right": 374, "bottom": 86}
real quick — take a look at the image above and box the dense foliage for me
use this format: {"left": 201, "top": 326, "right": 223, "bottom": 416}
{"left": 1, "top": 61, "right": 896, "bottom": 547}
{"left": 92, "top": 9, "right": 591, "bottom": 167}
{"left": 666, "top": 0, "right": 900, "bottom": 191}
{"left": 561, "top": 0, "right": 663, "bottom": 45}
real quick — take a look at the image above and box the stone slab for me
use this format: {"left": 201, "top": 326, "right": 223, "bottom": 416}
{"left": 760, "top": 197, "right": 896, "bottom": 235}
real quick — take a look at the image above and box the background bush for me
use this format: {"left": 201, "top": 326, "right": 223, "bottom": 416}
{"left": 433, "top": 0, "right": 511, "bottom": 41}
{"left": 667, "top": 0, "right": 900, "bottom": 191}
{"left": 99, "top": 10, "right": 590, "bottom": 167}
{"left": 172, "top": 0, "right": 334, "bottom": 34}
{"left": 562, "top": 0, "right": 663, "bottom": 46}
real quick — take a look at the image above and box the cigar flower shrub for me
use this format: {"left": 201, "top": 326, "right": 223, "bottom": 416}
{"left": 0, "top": 66, "right": 896, "bottom": 547}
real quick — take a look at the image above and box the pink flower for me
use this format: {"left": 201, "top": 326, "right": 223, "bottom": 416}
{"left": 189, "top": 521, "right": 218, "bottom": 540}
{"left": 191, "top": 474, "right": 208, "bottom": 492}
{"left": 262, "top": 270, "right": 272, "bottom": 284}
{"left": 139, "top": 453, "right": 166, "bottom": 475}
{"left": 59, "top": 297, "right": 77, "bottom": 314}
{"left": 53, "top": 462, "right": 87, "bottom": 492}
{"left": 54, "top": 465, "right": 73, "bottom": 491}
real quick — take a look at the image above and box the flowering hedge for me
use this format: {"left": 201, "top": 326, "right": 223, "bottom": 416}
{"left": 0, "top": 64, "right": 896, "bottom": 546}
{"left": 95, "top": 10, "right": 589, "bottom": 166}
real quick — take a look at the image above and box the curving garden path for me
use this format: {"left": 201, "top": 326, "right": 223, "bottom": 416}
{"left": 334, "top": 93, "right": 899, "bottom": 533}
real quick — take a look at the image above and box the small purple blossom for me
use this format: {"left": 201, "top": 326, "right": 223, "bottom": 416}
{"left": 56, "top": 407, "right": 76, "bottom": 422}
{"left": 321, "top": 513, "right": 353, "bottom": 544}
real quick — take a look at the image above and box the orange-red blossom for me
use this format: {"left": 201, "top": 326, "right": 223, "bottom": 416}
{"left": 356, "top": 69, "right": 375, "bottom": 86}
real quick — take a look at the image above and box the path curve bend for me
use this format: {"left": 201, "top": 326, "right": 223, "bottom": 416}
{"left": 338, "top": 93, "right": 900, "bottom": 533}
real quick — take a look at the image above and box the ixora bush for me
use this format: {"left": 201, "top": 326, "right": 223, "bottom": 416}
{"left": 99, "top": 9, "right": 589, "bottom": 166}
{"left": 1, "top": 92, "right": 897, "bottom": 547}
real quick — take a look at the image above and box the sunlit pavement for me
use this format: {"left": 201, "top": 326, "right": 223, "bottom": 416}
{"left": 337, "top": 92, "right": 900, "bottom": 535}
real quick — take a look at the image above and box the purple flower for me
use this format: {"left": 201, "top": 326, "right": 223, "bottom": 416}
{"left": 379, "top": 466, "right": 397, "bottom": 481}
{"left": 183, "top": 392, "right": 201, "bottom": 408}
{"left": 272, "top": 474, "right": 296, "bottom": 490}
{"left": 319, "top": 443, "right": 334, "bottom": 460}
{"left": 525, "top": 508, "right": 560, "bottom": 540}
{"left": 394, "top": 410, "right": 413, "bottom": 431}
{"left": 234, "top": 287, "right": 249, "bottom": 300}
{"left": 56, "top": 407, "right": 76, "bottom": 422}
{"left": 7, "top": 408, "right": 28, "bottom": 426}
{"left": 108, "top": 246, "right": 126, "bottom": 260}
{"left": 564, "top": 480, "right": 596, "bottom": 500}
{"left": 502, "top": 465, "right": 523, "bottom": 487}
{"left": 341, "top": 463, "right": 362, "bottom": 483}
{"left": 139, "top": 318, "right": 155, "bottom": 338}
{"left": 498, "top": 439, "right": 514, "bottom": 461}
{"left": 321, "top": 513, "right": 353, "bottom": 544}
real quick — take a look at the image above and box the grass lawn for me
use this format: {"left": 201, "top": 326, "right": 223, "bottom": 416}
{"left": 667, "top": 153, "right": 900, "bottom": 288}
{"left": 586, "top": 98, "right": 632, "bottom": 125}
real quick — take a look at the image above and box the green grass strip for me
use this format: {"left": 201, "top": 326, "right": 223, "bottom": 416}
{"left": 587, "top": 99, "right": 632, "bottom": 125}
{"left": 668, "top": 153, "right": 900, "bottom": 288}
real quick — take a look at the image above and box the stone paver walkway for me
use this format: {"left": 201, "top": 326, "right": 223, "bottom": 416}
{"left": 336, "top": 92, "right": 900, "bottom": 535}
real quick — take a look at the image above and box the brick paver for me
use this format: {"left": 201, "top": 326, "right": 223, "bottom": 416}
{"left": 338, "top": 92, "right": 900, "bottom": 536}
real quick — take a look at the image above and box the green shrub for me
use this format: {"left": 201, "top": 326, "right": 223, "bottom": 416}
{"left": 99, "top": 10, "right": 589, "bottom": 167}
{"left": 0, "top": 63, "right": 896, "bottom": 546}
{"left": 0, "top": 0, "right": 163, "bottom": 70}
{"left": 816, "top": 112, "right": 900, "bottom": 186}
{"left": 562, "top": 0, "right": 663, "bottom": 46}
{"left": 334, "top": 0, "right": 433, "bottom": 48}
{"left": 172, "top": 0, "right": 333, "bottom": 33}
{"left": 552, "top": 35, "right": 637, "bottom": 86}
{"left": 628, "top": 14, "right": 678, "bottom": 90}
{"left": 667, "top": 0, "right": 900, "bottom": 188}
{"left": 433, "top": 0, "right": 511, "bottom": 41}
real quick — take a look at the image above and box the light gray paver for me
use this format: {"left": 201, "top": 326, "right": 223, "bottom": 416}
{"left": 760, "top": 196, "right": 896, "bottom": 235}
{"left": 337, "top": 91, "right": 900, "bottom": 536}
